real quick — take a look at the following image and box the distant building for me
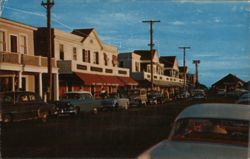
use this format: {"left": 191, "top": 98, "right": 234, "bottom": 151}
{"left": 211, "top": 73, "right": 246, "bottom": 92}
{"left": 0, "top": 18, "right": 59, "bottom": 99}
{"left": 159, "top": 56, "right": 179, "bottom": 78}
{"left": 118, "top": 50, "right": 184, "bottom": 96}
{"left": 34, "top": 28, "right": 137, "bottom": 97}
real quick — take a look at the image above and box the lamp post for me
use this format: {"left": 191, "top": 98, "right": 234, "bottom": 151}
{"left": 41, "top": 0, "right": 54, "bottom": 102}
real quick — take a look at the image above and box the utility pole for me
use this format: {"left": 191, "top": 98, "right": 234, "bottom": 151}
{"left": 41, "top": 0, "right": 54, "bottom": 102}
{"left": 178, "top": 46, "right": 191, "bottom": 90}
{"left": 142, "top": 20, "right": 160, "bottom": 91}
{"left": 193, "top": 60, "right": 200, "bottom": 88}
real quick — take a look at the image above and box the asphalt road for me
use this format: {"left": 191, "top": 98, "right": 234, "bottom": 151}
{"left": 0, "top": 97, "right": 235, "bottom": 158}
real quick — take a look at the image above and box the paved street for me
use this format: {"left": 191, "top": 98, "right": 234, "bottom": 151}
{"left": 1, "top": 97, "right": 235, "bottom": 158}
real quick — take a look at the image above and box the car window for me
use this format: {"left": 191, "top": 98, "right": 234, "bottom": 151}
{"left": 171, "top": 118, "right": 249, "bottom": 147}
{"left": 18, "top": 94, "right": 29, "bottom": 103}
{"left": 2, "top": 94, "right": 14, "bottom": 104}
{"left": 62, "top": 93, "right": 81, "bottom": 99}
{"left": 83, "top": 93, "right": 92, "bottom": 99}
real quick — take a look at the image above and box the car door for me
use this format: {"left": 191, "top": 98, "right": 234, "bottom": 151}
{"left": 28, "top": 93, "right": 42, "bottom": 118}
{"left": 16, "top": 92, "right": 35, "bottom": 120}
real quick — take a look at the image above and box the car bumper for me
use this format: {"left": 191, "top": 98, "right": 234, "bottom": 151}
{"left": 54, "top": 108, "right": 77, "bottom": 115}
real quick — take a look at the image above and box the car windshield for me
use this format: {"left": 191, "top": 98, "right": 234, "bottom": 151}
{"left": 128, "top": 90, "right": 140, "bottom": 96}
{"left": 171, "top": 118, "right": 249, "bottom": 147}
{"left": 62, "top": 93, "right": 81, "bottom": 99}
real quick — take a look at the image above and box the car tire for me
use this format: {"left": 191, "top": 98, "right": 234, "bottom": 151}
{"left": 124, "top": 102, "right": 129, "bottom": 110}
{"left": 92, "top": 108, "right": 98, "bottom": 115}
{"left": 75, "top": 107, "right": 80, "bottom": 115}
{"left": 38, "top": 110, "right": 49, "bottom": 122}
{"left": 3, "top": 114, "right": 12, "bottom": 123}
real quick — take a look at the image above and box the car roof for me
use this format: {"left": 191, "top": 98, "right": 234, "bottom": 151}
{"left": 64, "top": 91, "right": 91, "bottom": 94}
{"left": 176, "top": 103, "right": 250, "bottom": 121}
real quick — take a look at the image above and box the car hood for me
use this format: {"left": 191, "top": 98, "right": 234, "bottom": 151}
{"left": 138, "top": 140, "right": 248, "bottom": 159}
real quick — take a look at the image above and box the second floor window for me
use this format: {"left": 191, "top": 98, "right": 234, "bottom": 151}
{"left": 104, "top": 53, "right": 108, "bottom": 66}
{"left": 135, "top": 62, "right": 140, "bottom": 72}
{"left": 10, "top": 35, "right": 17, "bottom": 53}
{"left": 59, "top": 44, "right": 64, "bottom": 60}
{"left": 0, "top": 31, "right": 6, "bottom": 51}
{"left": 82, "top": 49, "right": 90, "bottom": 63}
{"left": 73, "top": 47, "right": 77, "bottom": 60}
{"left": 93, "top": 51, "right": 99, "bottom": 64}
{"left": 19, "top": 35, "right": 27, "bottom": 54}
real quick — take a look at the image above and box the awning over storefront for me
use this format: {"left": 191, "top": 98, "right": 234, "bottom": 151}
{"left": 117, "top": 76, "right": 138, "bottom": 86}
{"left": 75, "top": 72, "right": 124, "bottom": 86}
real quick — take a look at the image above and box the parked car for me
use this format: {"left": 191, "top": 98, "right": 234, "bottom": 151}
{"left": 191, "top": 89, "right": 207, "bottom": 100}
{"left": 176, "top": 91, "right": 190, "bottom": 99}
{"left": 101, "top": 93, "right": 129, "bottom": 111}
{"left": 236, "top": 92, "right": 250, "bottom": 105}
{"left": 57, "top": 91, "right": 102, "bottom": 115}
{"left": 138, "top": 103, "right": 250, "bottom": 159}
{"left": 0, "top": 91, "right": 56, "bottom": 123}
{"left": 147, "top": 92, "right": 166, "bottom": 105}
{"left": 128, "top": 89, "right": 147, "bottom": 107}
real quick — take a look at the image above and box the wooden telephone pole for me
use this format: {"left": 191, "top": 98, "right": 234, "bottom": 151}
{"left": 193, "top": 60, "right": 200, "bottom": 87}
{"left": 41, "top": 0, "right": 54, "bottom": 102}
{"left": 179, "top": 46, "right": 191, "bottom": 90}
{"left": 142, "top": 20, "right": 160, "bottom": 90}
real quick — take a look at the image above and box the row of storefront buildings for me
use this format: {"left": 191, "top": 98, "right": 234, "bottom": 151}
{"left": 0, "top": 17, "right": 195, "bottom": 100}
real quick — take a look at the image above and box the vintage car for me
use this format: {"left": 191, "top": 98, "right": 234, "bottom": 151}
{"left": 128, "top": 89, "right": 147, "bottom": 107}
{"left": 101, "top": 93, "right": 130, "bottom": 111}
{"left": 236, "top": 92, "right": 250, "bottom": 105}
{"left": 56, "top": 91, "right": 102, "bottom": 115}
{"left": 138, "top": 103, "right": 250, "bottom": 159}
{"left": 147, "top": 92, "right": 166, "bottom": 105}
{"left": 0, "top": 91, "right": 56, "bottom": 123}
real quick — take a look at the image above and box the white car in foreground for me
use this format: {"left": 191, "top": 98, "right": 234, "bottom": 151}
{"left": 138, "top": 103, "right": 250, "bottom": 159}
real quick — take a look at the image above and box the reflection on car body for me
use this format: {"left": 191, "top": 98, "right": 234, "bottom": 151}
{"left": 138, "top": 103, "right": 250, "bottom": 159}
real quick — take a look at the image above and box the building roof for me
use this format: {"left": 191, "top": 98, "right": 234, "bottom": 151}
{"left": 212, "top": 73, "right": 246, "bottom": 87}
{"left": 133, "top": 50, "right": 156, "bottom": 60}
{"left": 179, "top": 66, "right": 188, "bottom": 73}
{"left": 0, "top": 17, "right": 37, "bottom": 30}
{"left": 71, "top": 28, "right": 94, "bottom": 37}
{"left": 159, "top": 56, "right": 176, "bottom": 68}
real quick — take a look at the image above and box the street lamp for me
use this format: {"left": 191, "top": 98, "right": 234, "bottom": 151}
{"left": 41, "top": 0, "right": 54, "bottom": 102}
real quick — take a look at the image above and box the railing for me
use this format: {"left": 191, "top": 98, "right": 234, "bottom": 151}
{"left": 0, "top": 51, "right": 20, "bottom": 64}
{"left": 0, "top": 51, "right": 57, "bottom": 67}
{"left": 58, "top": 60, "right": 129, "bottom": 76}
{"left": 132, "top": 71, "right": 184, "bottom": 85}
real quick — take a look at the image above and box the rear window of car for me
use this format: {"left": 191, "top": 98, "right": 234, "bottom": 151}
{"left": 171, "top": 118, "right": 249, "bottom": 147}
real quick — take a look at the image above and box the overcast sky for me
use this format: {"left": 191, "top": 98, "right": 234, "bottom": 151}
{"left": 2, "top": 0, "right": 250, "bottom": 87}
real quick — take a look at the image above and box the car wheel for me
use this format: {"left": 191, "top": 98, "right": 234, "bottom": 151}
{"left": 38, "top": 111, "right": 49, "bottom": 122}
{"left": 124, "top": 102, "right": 129, "bottom": 110}
{"left": 92, "top": 108, "right": 98, "bottom": 115}
{"left": 75, "top": 107, "right": 80, "bottom": 115}
{"left": 3, "top": 114, "right": 12, "bottom": 123}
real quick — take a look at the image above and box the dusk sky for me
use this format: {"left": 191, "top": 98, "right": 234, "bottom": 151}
{"left": 1, "top": 0, "right": 250, "bottom": 87}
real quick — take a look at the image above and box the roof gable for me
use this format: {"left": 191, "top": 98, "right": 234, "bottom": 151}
{"left": 212, "top": 73, "right": 246, "bottom": 87}
{"left": 160, "top": 56, "right": 177, "bottom": 68}
{"left": 133, "top": 50, "right": 157, "bottom": 61}
{"left": 72, "top": 28, "right": 103, "bottom": 49}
